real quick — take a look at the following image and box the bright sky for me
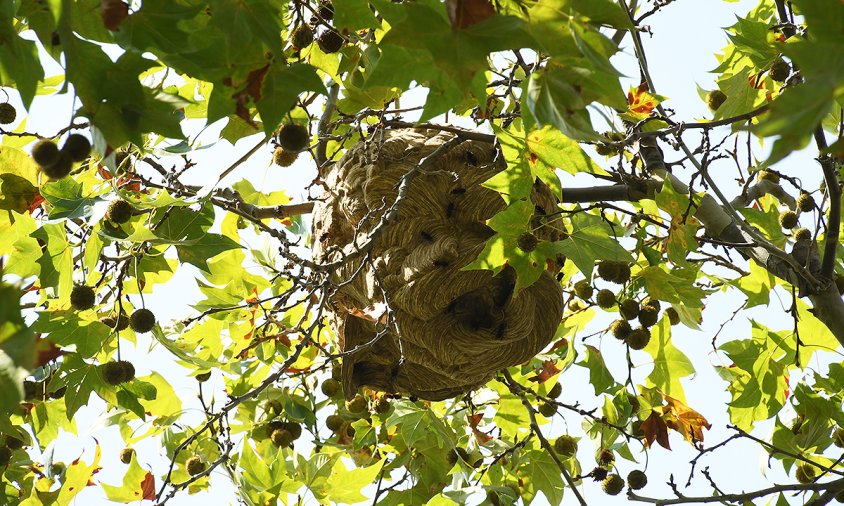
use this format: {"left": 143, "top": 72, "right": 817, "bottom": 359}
{"left": 9, "top": 0, "right": 831, "bottom": 505}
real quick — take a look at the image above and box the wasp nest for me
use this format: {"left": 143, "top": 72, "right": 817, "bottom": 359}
{"left": 312, "top": 128, "right": 564, "bottom": 400}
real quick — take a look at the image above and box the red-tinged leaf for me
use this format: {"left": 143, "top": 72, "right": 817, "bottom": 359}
{"left": 27, "top": 193, "right": 45, "bottom": 214}
{"left": 660, "top": 393, "right": 711, "bottom": 444}
{"left": 101, "top": 0, "right": 129, "bottom": 31}
{"left": 446, "top": 0, "right": 495, "bottom": 29}
{"left": 528, "top": 360, "right": 560, "bottom": 383}
{"left": 35, "top": 337, "right": 64, "bottom": 367}
{"left": 141, "top": 472, "right": 155, "bottom": 500}
{"left": 467, "top": 413, "right": 483, "bottom": 428}
{"left": 641, "top": 411, "right": 671, "bottom": 450}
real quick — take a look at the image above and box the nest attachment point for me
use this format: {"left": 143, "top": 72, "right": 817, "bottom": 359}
{"left": 313, "top": 128, "right": 564, "bottom": 400}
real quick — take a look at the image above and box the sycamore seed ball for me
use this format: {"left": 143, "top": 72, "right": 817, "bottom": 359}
{"left": 70, "top": 284, "right": 96, "bottom": 310}
{"left": 666, "top": 307, "right": 680, "bottom": 325}
{"left": 627, "top": 470, "right": 648, "bottom": 490}
{"left": 574, "top": 280, "right": 593, "bottom": 300}
{"left": 129, "top": 308, "right": 156, "bottom": 333}
{"left": 271, "top": 428, "right": 293, "bottom": 447}
{"left": 273, "top": 147, "right": 299, "bottom": 167}
{"left": 598, "top": 449, "right": 614, "bottom": 466}
{"left": 0, "top": 103, "right": 16, "bottom": 124}
{"left": 795, "top": 463, "right": 816, "bottom": 484}
{"left": 626, "top": 327, "right": 651, "bottom": 350}
{"left": 0, "top": 446, "right": 11, "bottom": 467}
{"left": 614, "top": 263, "right": 631, "bottom": 284}
{"left": 346, "top": 394, "right": 367, "bottom": 414}
{"left": 794, "top": 228, "right": 812, "bottom": 242}
{"left": 706, "top": 90, "right": 727, "bottom": 111}
{"left": 120, "top": 447, "right": 135, "bottom": 464}
{"left": 317, "top": 28, "right": 344, "bottom": 53}
{"left": 32, "top": 140, "right": 60, "bottom": 167}
{"left": 291, "top": 24, "right": 314, "bottom": 49}
{"left": 4, "top": 435, "right": 23, "bottom": 450}
{"left": 107, "top": 199, "right": 134, "bottom": 224}
{"left": 101, "top": 361, "right": 126, "bottom": 386}
{"left": 597, "top": 261, "right": 620, "bottom": 282}
{"left": 638, "top": 304, "right": 659, "bottom": 328}
{"left": 280, "top": 421, "right": 302, "bottom": 440}
{"left": 602, "top": 473, "right": 625, "bottom": 495}
{"left": 554, "top": 435, "right": 577, "bottom": 457}
{"left": 41, "top": 150, "right": 73, "bottom": 180}
{"left": 119, "top": 360, "right": 135, "bottom": 382}
{"left": 797, "top": 192, "right": 814, "bottom": 212}
{"left": 769, "top": 58, "right": 790, "bottom": 82}
{"left": 619, "top": 299, "right": 640, "bottom": 320}
{"left": 321, "top": 378, "right": 341, "bottom": 397}
{"left": 538, "top": 402, "right": 556, "bottom": 417}
{"left": 517, "top": 232, "right": 538, "bottom": 252}
{"left": 641, "top": 297, "right": 661, "bottom": 312}
{"left": 610, "top": 319, "right": 632, "bottom": 340}
{"left": 779, "top": 210, "right": 798, "bottom": 229}
{"left": 758, "top": 170, "right": 780, "bottom": 184}
{"left": 277, "top": 124, "right": 310, "bottom": 153}
{"left": 62, "top": 134, "right": 91, "bottom": 162}
{"left": 102, "top": 311, "right": 130, "bottom": 331}
{"left": 186, "top": 456, "right": 205, "bottom": 476}
{"left": 326, "top": 414, "right": 344, "bottom": 432}
{"left": 596, "top": 289, "right": 616, "bottom": 309}
{"left": 833, "top": 427, "right": 844, "bottom": 448}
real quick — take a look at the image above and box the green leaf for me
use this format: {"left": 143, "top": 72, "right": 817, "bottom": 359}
{"left": 257, "top": 63, "right": 325, "bottom": 135}
{"left": 731, "top": 259, "right": 776, "bottom": 308}
{"left": 517, "top": 449, "right": 565, "bottom": 505}
{"left": 102, "top": 455, "right": 155, "bottom": 502}
{"left": 176, "top": 233, "right": 242, "bottom": 273}
{"left": 40, "top": 178, "right": 103, "bottom": 220}
{"left": 333, "top": 0, "right": 380, "bottom": 30}
{"left": 57, "top": 353, "right": 102, "bottom": 419}
{"left": 635, "top": 266, "right": 707, "bottom": 308}
{"left": 718, "top": 323, "right": 791, "bottom": 431}
{"left": 325, "top": 460, "right": 384, "bottom": 504}
{"left": 0, "top": 10, "right": 45, "bottom": 106}
{"left": 579, "top": 344, "right": 618, "bottom": 394}
{"left": 557, "top": 212, "right": 633, "bottom": 279}
{"left": 643, "top": 319, "right": 694, "bottom": 403}
{"left": 653, "top": 179, "right": 700, "bottom": 265}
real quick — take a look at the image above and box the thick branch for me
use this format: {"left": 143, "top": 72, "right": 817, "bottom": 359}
{"left": 628, "top": 476, "right": 844, "bottom": 505}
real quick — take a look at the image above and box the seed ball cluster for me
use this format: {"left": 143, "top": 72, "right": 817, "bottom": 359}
{"left": 101, "top": 360, "right": 135, "bottom": 385}
{"left": 31, "top": 134, "right": 91, "bottom": 180}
